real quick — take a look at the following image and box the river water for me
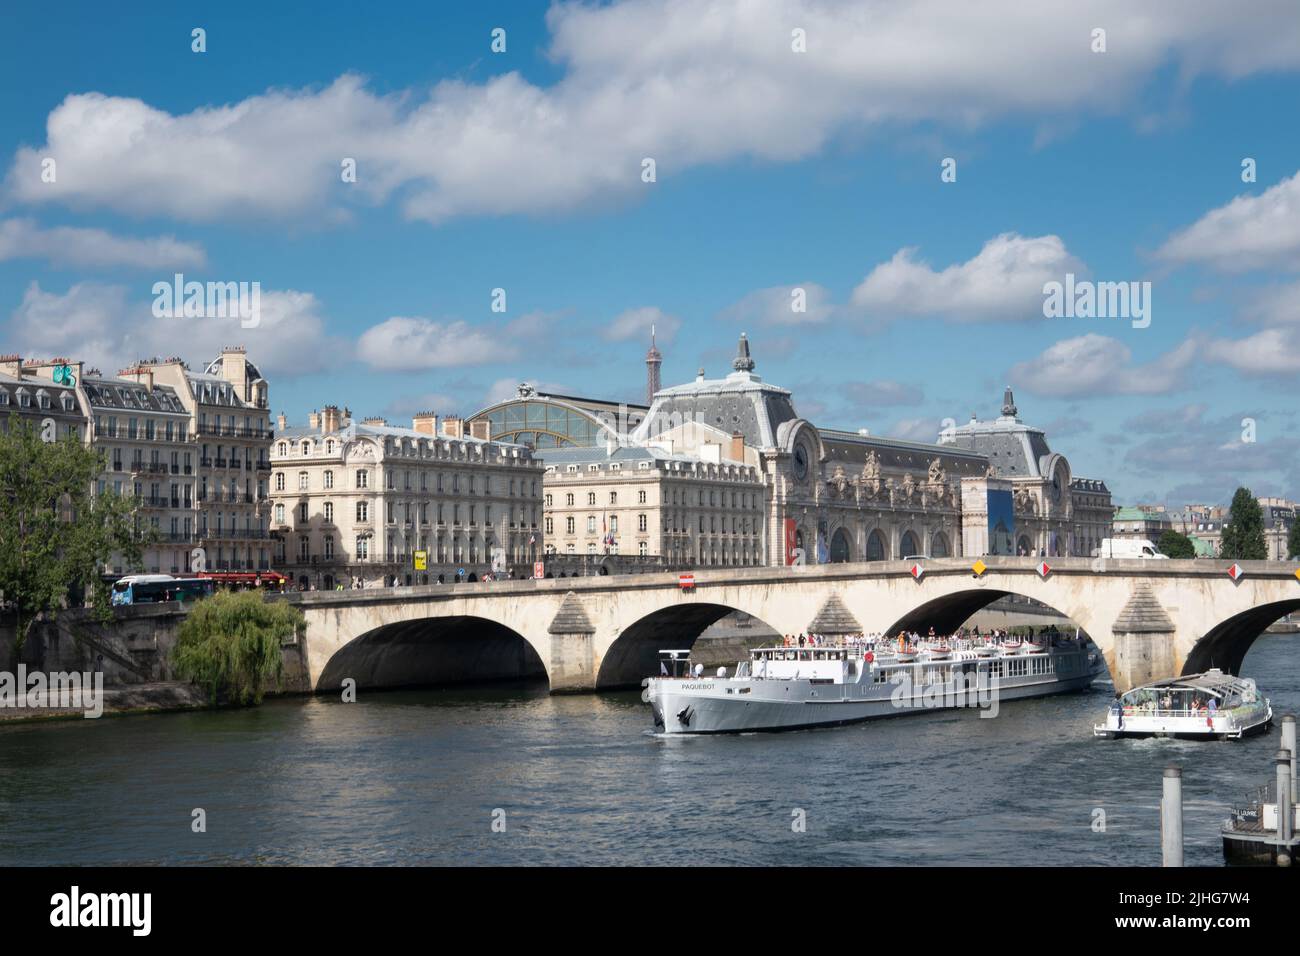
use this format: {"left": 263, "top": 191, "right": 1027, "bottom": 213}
{"left": 1, "top": 634, "right": 1296, "bottom": 866}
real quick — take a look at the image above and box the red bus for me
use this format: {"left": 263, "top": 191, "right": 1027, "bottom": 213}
{"left": 187, "top": 571, "right": 289, "bottom": 593}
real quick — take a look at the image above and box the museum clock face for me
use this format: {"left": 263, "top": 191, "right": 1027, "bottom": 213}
{"left": 793, "top": 444, "right": 809, "bottom": 481}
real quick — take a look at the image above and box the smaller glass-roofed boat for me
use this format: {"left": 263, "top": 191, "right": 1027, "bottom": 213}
{"left": 1093, "top": 669, "right": 1272, "bottom": 740}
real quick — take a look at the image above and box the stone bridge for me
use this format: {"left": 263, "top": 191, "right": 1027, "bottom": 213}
{"left": 281, "top": 557, "right": 1300, "bottom": 695}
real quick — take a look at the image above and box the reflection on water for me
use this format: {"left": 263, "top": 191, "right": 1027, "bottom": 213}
{"left": 1, "top": 635, "right": 1296, "bottom": 866}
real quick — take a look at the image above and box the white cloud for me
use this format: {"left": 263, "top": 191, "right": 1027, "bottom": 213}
{"left": 6, "top": 281, "right": 335, "bottom": 379}
{"left": 0, "top": 218, "right": 206, "bottom": 270}
{"left": 720, "top": 283, "right": 835, "bottom": 326}
{"left": 887, "top": 417, "right": 943, "bottom": 443}
{"left": 356, "top": 317, "right": 508, "bottom": 371}
{"left": 603, "top": 306, "right": 680, "bottom": 343}
{"left": 1156, "top": 172, "right": 1300, "bottom": 273}
{"left": 1240, "top": 279, "right": 1300, "bottom": 325}
{"left": 1204, "top": 327, "right": 1300, "bottom": 375}
{"left": 846, "top": 380, "right": 924, "bottom": 406}
{"left": 382, "top": 391, "right": 461, "bottom": 419}
{"left": 9, "top": 1, "right": 1300, "bottom": 224}
{"left": 1008, "top": 333, "right": 1197, "bottom": 397}
{"left": 850, "top": 233, "right": 1083, "bottom": 322}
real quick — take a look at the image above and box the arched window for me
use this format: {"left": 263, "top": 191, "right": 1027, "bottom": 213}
{"left": 899, "top": 530, "right": 920, "bottom": 558}
{"left": 866, "top": 530, "right": 887, "bottom": 561}
{"left": 931, "top": 531, "right": 950, "bottom": 558}
{"left": 829, "top": 528, "right": 851, "bottom": 563}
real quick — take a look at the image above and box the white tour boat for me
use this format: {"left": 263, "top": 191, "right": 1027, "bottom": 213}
{"left": 645, "top": 635, "right": 1103, "bottom": 735}
{"left": 1092, "top": 669, "right": 1272, "bottom": 740}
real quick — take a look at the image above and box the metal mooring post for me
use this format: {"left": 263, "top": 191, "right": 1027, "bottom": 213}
{"left": 1276, "top": 749, "right": 1293, "bottom": 868}
{"left": 1283, "top": 715, "right": 1297, "bottom": 803}
{"left": 1161, "top": 766, "right": 1184, "bottom": 867}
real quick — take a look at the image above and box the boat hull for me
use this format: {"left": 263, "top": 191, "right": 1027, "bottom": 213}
{"left": 647, "top": 668, "right": 1098, "bottom": 735}
{"left": 1094, "top": 709, "right": 1273, "bottom": 741}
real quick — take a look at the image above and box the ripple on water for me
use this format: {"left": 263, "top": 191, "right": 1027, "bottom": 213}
{"left": 0, "top": 635, "right": 1296, "bottom": 866}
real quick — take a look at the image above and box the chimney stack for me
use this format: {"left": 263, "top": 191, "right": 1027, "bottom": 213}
{"left": 321, "top": 404, "right": 341, "bottom": 434}
{"left": 277, "top": 411, "right": 287, "bottom": 431}
{"left": 729, "top": 431, "right": 745, "bottom": 463}
{"left": 0, "top": 354, "right": 22, "bottom": 379}
{"left": 308, "top": 410, "right": 320, "bottom": 429}
{"left": 469, "top": 420, "right": 491, "bottom": 441}
{"left": 412, "top": 411, "right": 438, "bottom": 436}
{"left": 442, "top": 416, "right": 463, "bottom": 439}
{"left": 219, "top": 345, "right": 249, "bottom": 401}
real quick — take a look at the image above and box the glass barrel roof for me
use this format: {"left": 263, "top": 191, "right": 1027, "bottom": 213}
{"left": 475, "top": 399, "right": 614, "bottom": 448}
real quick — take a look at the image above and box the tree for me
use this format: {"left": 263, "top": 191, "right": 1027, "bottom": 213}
{"left": 1289, "top": 519, "right": 1300, "bottom": 560}
{"left": 1157, "top": 529, "right": 1196, "bottom": 559}
{"left": 0, "top": 416, "right": 146, "bottom": 652}
{"left": 171, "top": 590, "right": 303, "bottom": 705}
{"left": 1218, "top": 487, "right": 1267, "bottom": 561}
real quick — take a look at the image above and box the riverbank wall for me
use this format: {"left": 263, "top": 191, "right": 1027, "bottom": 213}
{"left": 0, "top": 605, "right": 312, "bottom": 721}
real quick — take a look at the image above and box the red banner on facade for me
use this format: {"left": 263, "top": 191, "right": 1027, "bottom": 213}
{"left": 783, "top": 519, "right": 798, "bottom": 565}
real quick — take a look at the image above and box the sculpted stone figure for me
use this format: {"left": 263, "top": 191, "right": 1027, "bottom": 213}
{"left": 927, "top": 457, "right": 946, "bottom": 486}
{"left": 900, "top": 472, "right": 916, "bottom": 503}
{"left": 829, "top": 464, "right": 850, "bottom": 499}
{"left": 862, "top": 449, "right": 881, "bottom": 481}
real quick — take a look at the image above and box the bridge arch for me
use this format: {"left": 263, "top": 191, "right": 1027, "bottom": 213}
{"left": 317, "top": 614, "right": 547, "bottom": 691}
{"left": 1182, "top": 599, "right": 1300, "bottom": 677}
{"left": 596, "top": 603, "right": 779, "bottom": 689}
{"left": 880, "top": 586, "right": 1092, "bottom": 647}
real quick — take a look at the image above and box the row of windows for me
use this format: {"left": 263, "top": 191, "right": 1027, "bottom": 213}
{"left": 553, "top": 461, "right": 759, "bottom": 482}
{"left": 546, "top": 490, "right": 650, "bottom": 507}
{"left": 277, "top": 437, "right": 528, "bottom": 463}
{"left": 94, "top": 416, "right": 188, "bottom": 441}
{"left": 543, "top": 541, "right": 762, "bottom": 565}
{"left": 274, "top": 469, "right": 537, "bottom": 496}
{"left": 3, "top": 388, "right": 77, "bottom": 411}
{"left": 276, "top": 500, "right": 539, "bottom": 527}
{"left": 543, "top": 489, "right": 759, "bottom": 509}
{"left": 542, "top": 513, "right": 758, "bottom": 536}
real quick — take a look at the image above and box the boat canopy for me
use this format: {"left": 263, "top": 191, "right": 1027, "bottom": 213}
{"left": 751, "top": 647, "right": 850, "bottom": 662}
{"left": 1118, "top": 669, "right": 1253, "bottom": 702}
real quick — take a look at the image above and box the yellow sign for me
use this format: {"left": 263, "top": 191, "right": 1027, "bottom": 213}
{"left": 413, "top": 550, "right": 427, "bottom": 571}
{"left": 972, "top": 560, "right": 987, "bottom": 576}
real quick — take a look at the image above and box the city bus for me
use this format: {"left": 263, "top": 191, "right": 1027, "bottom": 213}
{"left": 195, "top": 571, "right": 289, "bottom": 593}
{"left": 110, "top": 575, "right": 215, "bottom": 605}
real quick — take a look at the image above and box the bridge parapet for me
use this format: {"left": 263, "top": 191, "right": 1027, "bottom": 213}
{"left": 286, "top": 557, "right": 1300, "bottom": 695}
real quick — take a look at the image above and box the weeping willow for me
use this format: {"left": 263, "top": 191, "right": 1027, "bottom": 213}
{"left": 171, "top": 591, "right": 304, "bottom": 706}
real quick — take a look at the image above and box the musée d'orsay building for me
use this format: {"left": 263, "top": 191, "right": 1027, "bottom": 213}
{"left": 467, "top": 334, "right": 1113, "bottom": 568}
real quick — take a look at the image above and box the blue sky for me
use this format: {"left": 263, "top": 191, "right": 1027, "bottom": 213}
{"left": 2, "top": 0, "right": 1299, "bottom": 508}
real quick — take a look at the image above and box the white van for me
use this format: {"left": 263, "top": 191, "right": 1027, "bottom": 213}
{"left": 1093, "top": 538, "right": 1169, "bottom": 559}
